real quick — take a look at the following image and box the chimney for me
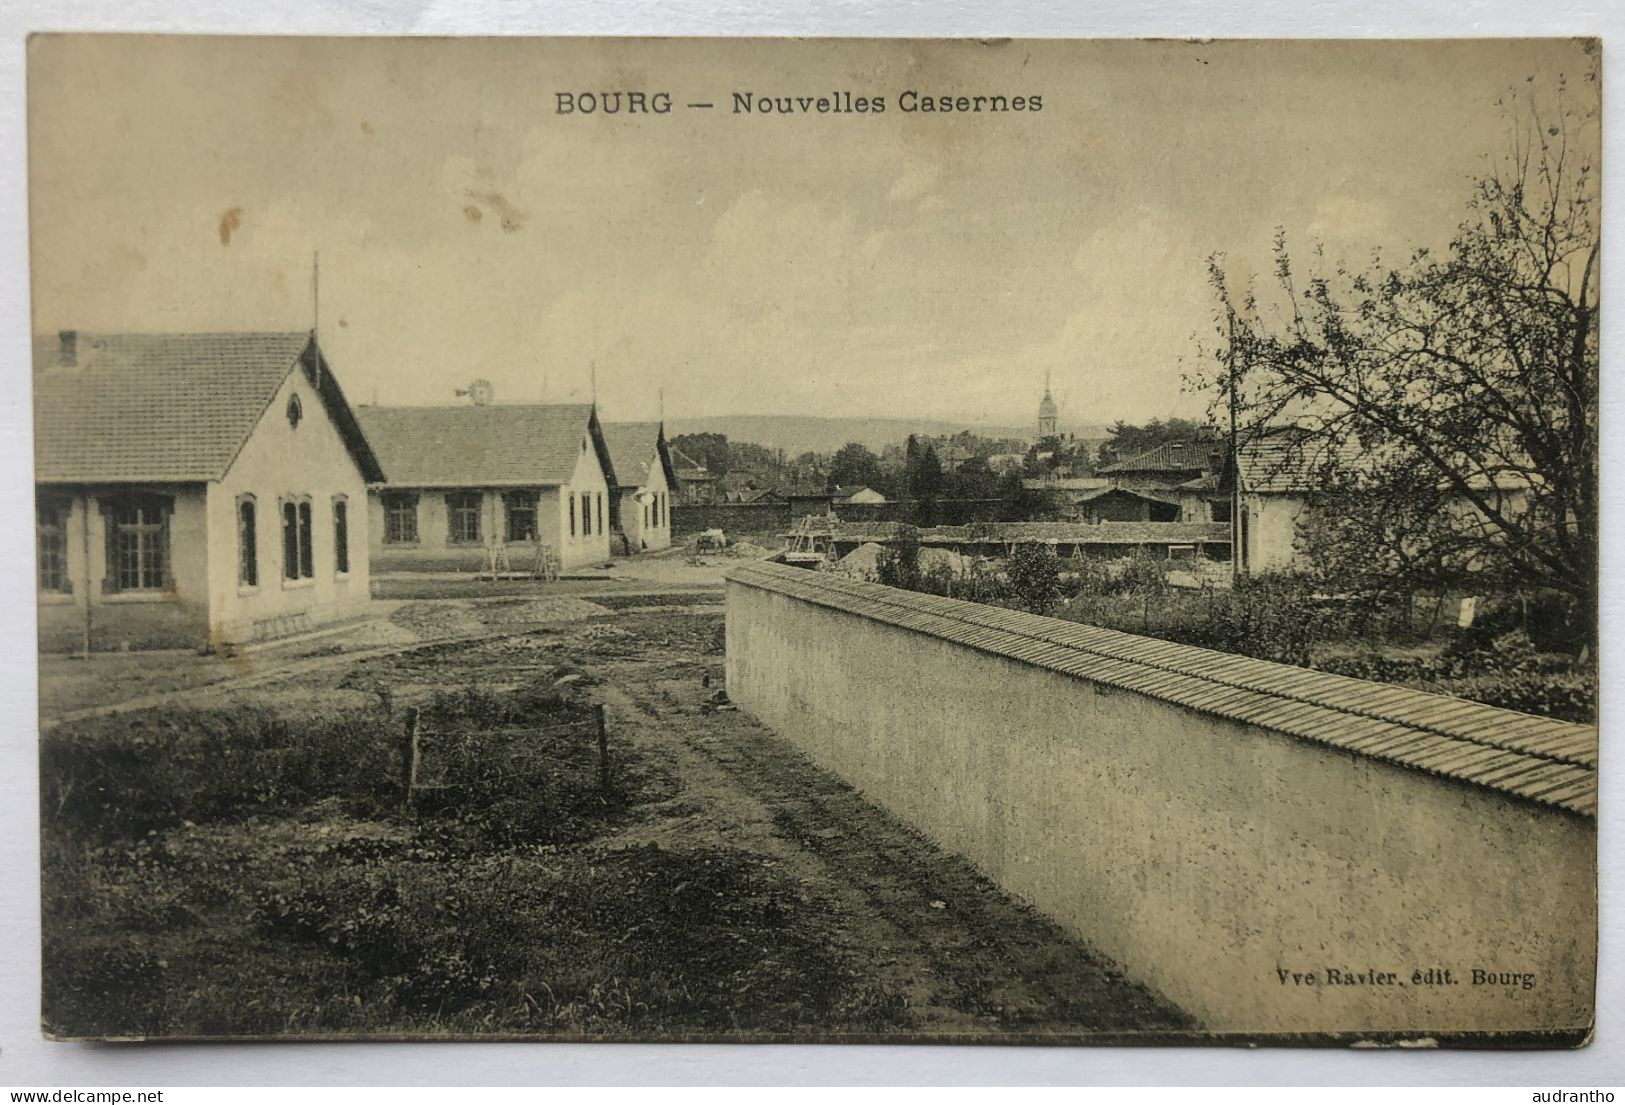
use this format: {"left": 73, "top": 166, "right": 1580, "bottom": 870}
{"left": 58, "top": 330, "right": 77, "bottom": 368}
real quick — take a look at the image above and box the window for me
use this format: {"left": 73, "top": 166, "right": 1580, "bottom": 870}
{"left": 283, "top": 501, "right": 299, "bottom": 580}
{"left": 106, "top": 494, "right": 170, "bottom": 591}
{"left": 383, "top": 492, "right": 418, "bottom": 544}
{"left": 238, "top": 496, "right": 257, "bottom": 587}
{"left": 596, "top": 493, "right": 604, "bottom": 535}
{"left": 286, "top": 394, "right": 303, "bottom": 429}
{"left": 281, "top": 498, "right": 314, "bottom": 580}
{"left": 37, "top": 495, "right": 70, "bottom": 593}
{"left": 333, "top": 497, "right": 349, "bottom": 574}
{"left": 504, "top": 491, "right": 538, "bottom": 542}
{"left": 298, "top": 501, "right": 314, "bottom": 578}
{"left": 581, "top": 491, "right": 591, "bottom": 536}
{"left": 568, "top": 493, "right": 577, "bottom": 538}
{"left": 446, "top": 491, "right": 481, "bottom": 545}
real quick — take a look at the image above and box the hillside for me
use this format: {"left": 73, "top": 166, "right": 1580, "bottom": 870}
{"left": 665, "top": 414, "right": 1109, "bottom": 456}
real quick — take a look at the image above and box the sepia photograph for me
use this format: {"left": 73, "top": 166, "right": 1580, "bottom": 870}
{"left": 25, "top": 35, "right": 1598, "bottom": 1047}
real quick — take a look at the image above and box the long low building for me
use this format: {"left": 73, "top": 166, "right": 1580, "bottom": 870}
{"left": 356, "top": 403, "right": 617, "bottom": 574}
{"left": 803, "top": 520, "right": 1233, "bottom": 561}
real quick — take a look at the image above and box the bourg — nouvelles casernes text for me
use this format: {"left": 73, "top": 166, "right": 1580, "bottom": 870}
{"left": 551, "top": 90, "right": 1043, "bottom": 115}
{"left": 730, "top": 91, "right": 1042, "bottom": 114}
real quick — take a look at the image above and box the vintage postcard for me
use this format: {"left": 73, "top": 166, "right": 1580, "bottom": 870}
{"left": 28, "top": 36, "right": 1597, "bottom": 1045}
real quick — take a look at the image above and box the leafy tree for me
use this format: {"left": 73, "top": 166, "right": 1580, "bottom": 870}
{"left": 826, "top": 441, "right": 887, "bottom": 495}
{"left": 875, "top": 526, "right": 922, "bottom": 591}
{"left": 906, "top": 441, "right": 946, "bottom": 525}
{"left": 1096, "top": 417, "right": 1209, "bottom": 468}
{"left": 1199, "top": 68, "right": 1599, "bottom": 643}
{"left": 1006, "top": 544, "right": 1063, "bottom": 616}
{"left": 948, "top": 455, "right": 1004, "bottom": 500}
{"left": 998, "top": 471, "right": 1063, "bottom": 522}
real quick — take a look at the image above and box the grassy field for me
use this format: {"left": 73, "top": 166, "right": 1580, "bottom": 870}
{"left": 40, "top": 605, "right": 1189, "bottom": 1041}
{"left": 40, "top": 680, "right": 906, "bottom": 1038}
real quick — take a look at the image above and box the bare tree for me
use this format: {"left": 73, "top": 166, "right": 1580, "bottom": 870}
{"left": 1197, "top": 64, "right": 1599, "bottom": 640}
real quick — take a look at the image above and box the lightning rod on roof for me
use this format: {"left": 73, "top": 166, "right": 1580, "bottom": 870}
{"left": 311, "top": 251, "right": 322, "bottom": 391}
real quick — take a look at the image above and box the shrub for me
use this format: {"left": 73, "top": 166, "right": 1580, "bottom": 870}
{"left": 1006, "top": 544, "right": 1063, "bottom": 616}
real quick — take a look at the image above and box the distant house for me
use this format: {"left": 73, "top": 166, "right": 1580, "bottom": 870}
{"left": 1070, "top": 486, "right": 1180, "bottom": 524}
{"left": 725, "top": 488, "right": 785, "bottom": 505}
{"left": 833, "top": 485, "right": 887, "bottom": 505}
{"left": 786, "top": 490, "right": 836, "bottom": 521}
{"left": 601, "top": 421, "right": 677, "bottom": 553}
{"left": 1099, "top": 439, "right": 1225, "bottom": 490}
{"left": 1172, "top": 475, "right": 1231, "bottom": 524}
{"left": 1229, "top": 426, "right": 1530, "bottom": 576}
{"left": 671, "top": 447, "right": 721, "bottom": 504}
{"left": 357, "top": 403, "right": 616, "bottom": 573}
{"left": 34, "top": 330, "right": 384, "bottom": 652}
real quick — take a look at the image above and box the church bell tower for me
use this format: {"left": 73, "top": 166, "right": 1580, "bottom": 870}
{"left": 1037, "top": 372, "right": 1059, "bottom": 438}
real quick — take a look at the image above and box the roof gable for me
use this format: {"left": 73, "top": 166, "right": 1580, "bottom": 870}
{"left": 356, "top": 403, "right": 607, "bottom": 487}
{"left": 601, "top": 421, "right": 677, "bottom": 491}
{"left": 33, "top": 331, "right": 381, "bottom": 484}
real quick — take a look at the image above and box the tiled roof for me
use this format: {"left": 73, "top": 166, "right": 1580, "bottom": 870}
{"left": 1101, "top": 439, "right": 1225, "bottom": 475}
{"left": 34, "top": 331, "right": 382, "bottom": 484}
{"left": 815, "top": 520, "right": 1231, "bottom": 545}
{"left": 1024, "top": 477, "right": 1111, "bottom": 492}
{"left": 601, "top": 421, "right": 675, "bottom": 491}
{"left": 727, "top": 562, "right": 1597, "bottom": 817}
{"left": 1235, "top": 427, "right": 1365, "bottom": 494}
{"left": 356, "top": 403, "right": 606, "bottom": 487}
{"left": 1075, "top": 486, "right": 1180, "bottom": 506}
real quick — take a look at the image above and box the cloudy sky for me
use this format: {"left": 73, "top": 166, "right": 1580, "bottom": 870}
{"left": 27, "top": 36, "right": 1595, "bottom": 431}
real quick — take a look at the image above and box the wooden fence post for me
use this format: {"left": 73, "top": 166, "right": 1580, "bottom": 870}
{"left": 595, "top": 703, "right": 610, "bottom": 793}
{"left": 402, "top": 705, "right": 421, "bottom": 808}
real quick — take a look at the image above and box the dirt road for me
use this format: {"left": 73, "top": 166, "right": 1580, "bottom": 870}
{"left": 576, "top": 614, "right": 1192, "bottom": 1039}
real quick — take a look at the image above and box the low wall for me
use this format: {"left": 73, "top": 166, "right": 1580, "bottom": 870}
{"left": 672, "top": 502, "right": 789, "bottom": 538}
{"left": 725, "top": 563, "right": 1596, "bottom": 1037}
{"left": 674, "top": 497, "right": 1013, "bottom": 539}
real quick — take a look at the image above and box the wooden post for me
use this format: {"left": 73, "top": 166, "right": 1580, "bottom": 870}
{"left": 401, "top": 706, "right": 421, "bottom": 808}
{"left": 595, "top": 703, "right": 610, "bottom": 793}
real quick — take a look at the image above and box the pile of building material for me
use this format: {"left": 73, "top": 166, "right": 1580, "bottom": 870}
{"left": 834, "top": 542, "right": 887, "bottom": 580}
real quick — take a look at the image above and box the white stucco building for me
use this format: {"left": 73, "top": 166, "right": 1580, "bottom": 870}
{"left": 34, "top": 330, "right": 384, "bottom": 652}
{"left": 357, "top": 403, "right": 617, "bottom": 574}
{"left": 601, "top": 421, "right": 676, "bottom": 553}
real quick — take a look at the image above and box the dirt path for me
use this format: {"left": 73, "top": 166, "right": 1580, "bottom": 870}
{"left": 588, "top": 642, "right": 1193, "bottom": 1039}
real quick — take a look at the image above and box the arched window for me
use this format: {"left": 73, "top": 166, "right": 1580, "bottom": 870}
{"left": 568, "top": 492, "right": 577, "bottom": 538}
{"left": 286, "top": 394, "right": 303, "bottom": 429}
{"left": 332, "top": 496, "right": 349, "bottom": 574}
{"left": 283, "top": 497, "right": 314, "bottom": 580}
{"left": 238, "top": 495, "right": 257, "bottom": 587}
{"left": 282, "top": 500, "right": 299, "bottom": 580}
